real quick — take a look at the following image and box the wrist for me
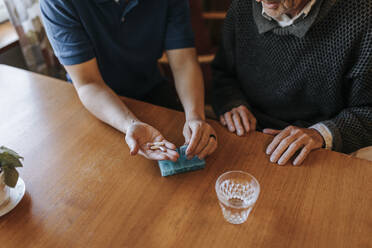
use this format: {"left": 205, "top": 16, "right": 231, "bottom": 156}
{"left": 185, "top": 110, "right": 205, "bottom": 121}
{"left": 310, "top": 128, "right": 325, "bottom": 148}
{"left": 309, "top": 123, "right": 333, "bottom": 150}
{"left": 122, "top": 118, "right": 142, "bottom": 134}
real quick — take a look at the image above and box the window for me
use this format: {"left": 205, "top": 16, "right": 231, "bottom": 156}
{"left": 0, "top": 0, "right": 9, "bottom": 23}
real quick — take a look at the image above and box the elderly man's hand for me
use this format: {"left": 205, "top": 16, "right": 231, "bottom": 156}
{"left": 220, "top": 105, "right": 256, "bottom": 136}
{"left": 263, "top": 126, "right": 325, "bottom": 166}
{"left": 183, "top": 119, "right": 217, "bottom": 160}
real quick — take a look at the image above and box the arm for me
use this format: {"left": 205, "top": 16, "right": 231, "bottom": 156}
{"left": 314, "top": 21, "right": 372, "bottom": 153}
{"left": 40, "top": 0, "right": 178, "bottom": 161}
{"left": 263, "top": 18, "right": 372, "bottom": 166}
{"left": 212, "top": 3, "right": 256, "bottom": 136}
{"left": 164, "top": 0, "right": 217, "bottom": 159}
{"left": 65, "top": 58, "right": 138, "bottom": 134}
{"left": 263, "top": 70, "right": 372, "bottom": 166}
{"left": 321, "top": 74, "right": 372, "bottom": 153}
{"left": 211, "top": 3, "right": 250, "bottom": 117}
{"left": 65, "top": 59, "right": 179, "bottom": 161}
{"left": 167, "top": 48, "right": 217, "bottom": 159}
{"left": 167, "top": 48, "right": 204, "bottom": 122}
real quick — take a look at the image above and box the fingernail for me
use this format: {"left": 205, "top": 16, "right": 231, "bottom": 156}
{"left": 270, "top": 156, "right": 275, "bottom": 163}
{"left": 278, "top": 159, "right": 284, "bottom": 165}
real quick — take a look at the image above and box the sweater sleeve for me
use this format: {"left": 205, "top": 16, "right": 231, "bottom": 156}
{"left": 211, "top": 2, "right": 250, "bottom": 117}
{"left": 321, "top": 25, "right": 372, "bottom": 153}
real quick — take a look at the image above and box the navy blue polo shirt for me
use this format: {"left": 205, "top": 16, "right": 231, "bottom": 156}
{"left": 40, "top": 0, "right": 194, "bottom": 98}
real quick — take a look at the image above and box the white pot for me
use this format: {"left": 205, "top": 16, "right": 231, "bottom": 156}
{"left": 0, "top": 171, "right": 10, "bottom": 208}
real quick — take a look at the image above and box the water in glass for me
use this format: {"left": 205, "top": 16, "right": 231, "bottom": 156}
{"left": 216, "top": 171, "right": 260, "bottom": 224}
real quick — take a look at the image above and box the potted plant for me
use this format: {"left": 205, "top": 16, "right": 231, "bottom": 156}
{"left": 0, "top": 146, "right": 23, "bottom": 207}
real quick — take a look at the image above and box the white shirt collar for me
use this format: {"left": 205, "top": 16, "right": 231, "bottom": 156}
{"left": 262, "top": 0, "right": 317, "bottom": 27}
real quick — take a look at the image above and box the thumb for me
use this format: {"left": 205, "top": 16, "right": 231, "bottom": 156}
{"left": 125, "top": 133, "right": 139, "bottom": 155}
{"left": 183, "top": 125, "right": 192, "bottom": 145}
{"left": 263, "top": 128, "right": 281, "bottom": 135}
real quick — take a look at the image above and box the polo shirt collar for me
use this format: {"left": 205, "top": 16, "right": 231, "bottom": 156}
{"left": 252, "top": 0, "right": 324, "bottom": 38}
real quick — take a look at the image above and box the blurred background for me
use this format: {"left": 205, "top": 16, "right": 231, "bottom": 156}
{"left": 0, "top": 0, "right": 231, "bottom": 107}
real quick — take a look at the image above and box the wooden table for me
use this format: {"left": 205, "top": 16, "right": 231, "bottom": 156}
{"left": 0, "top": 21, "right": 18, "bottom": 53}
{"left": 0, "top": 64, "right": 371, "bottom": 248}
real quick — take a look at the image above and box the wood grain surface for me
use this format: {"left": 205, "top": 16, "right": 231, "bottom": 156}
{"left": 0, "top": 21, "right": 18, "bottom": 53}
{"left": 202, "top": 11, "right": 227, "bottom": 20}
{"left": 0, "top": 65, "right": 371, "bottom": 248}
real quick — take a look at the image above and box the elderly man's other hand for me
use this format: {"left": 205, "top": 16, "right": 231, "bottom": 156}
{"left": 125, "top": 122, "right": 179, "bottom": 161}
{"left": 263, "top": 126, "right": 325, "bottom": 166}
{"left": 183, "top": 119, "right": 218, "bottom": 160}
{"left": 220, "top": 105, "right": 257, "bottom": 136}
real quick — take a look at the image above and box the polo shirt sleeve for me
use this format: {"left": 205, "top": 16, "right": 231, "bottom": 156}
{"left": 164, "top": 0, "right": 195, "bottom": 50}
{"left": 40, "top": 0, "right": 95, "bottom": 66}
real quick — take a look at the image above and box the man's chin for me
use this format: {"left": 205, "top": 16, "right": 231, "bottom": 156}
{"left": 263, "top": 8, "right": 283, "bottom": 18}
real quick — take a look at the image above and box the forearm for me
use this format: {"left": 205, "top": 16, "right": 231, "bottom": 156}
{"left": 321, "top": 107, "right": 372, "bottom": 153}
{"left": 168, "top": 48, "right": 205, "bottom": 121}
{"left": 212, "top": 78, "right": 250, "bottom": 117}
{"left": 320, "top": 73, "right": 372, "bottom": 153}
{"left": 175, "top": 62, "right": 205, "bottom": 120}
{"left": 211, "top": 52, "right": 250, "bottom": 116}
{"left": 76, "top": 82, "right": 139, "bottom": 133}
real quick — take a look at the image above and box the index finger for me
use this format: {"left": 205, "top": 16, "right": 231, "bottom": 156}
{"left": 232, "top": 112, "right": 245, "bottom": 136}
{"left": 237, "top": 109, "right": 251, "bottom": 133}
{"left": 163, "top": 139, "right": 177, "bottom": 150}
{"left": 139, "top": 149, "right": 168, "bottom": 161}
{"left": 220, "top": 115, "right": 227, "bottom": 126}
{"left": 163, "top": 149, "right": 179, "bottom": 161}
{"left": 266, "top": 129, "right": 291, "bottom": 155}
{"left": 143, "top": 148, "right": 179, "bottom": 162}
{"left": 224, "top": 112, "right": 236, "bottom": 132}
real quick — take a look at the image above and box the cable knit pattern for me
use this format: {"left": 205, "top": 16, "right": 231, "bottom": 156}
{"left": 212, "top": 0, "right": 372, "bottom": 153}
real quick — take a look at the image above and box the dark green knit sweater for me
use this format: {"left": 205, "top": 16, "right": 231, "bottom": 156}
{"left": 212, "top": 0, "right": 372, "bottom": 153}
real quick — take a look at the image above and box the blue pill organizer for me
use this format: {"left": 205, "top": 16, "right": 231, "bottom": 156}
{"left": 157, "top": 145, "right": 205, "bottom": 177}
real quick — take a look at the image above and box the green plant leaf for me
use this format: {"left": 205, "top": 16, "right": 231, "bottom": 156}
{"left": 3, "top": 167, "right": 19, "bottom": 188}
{"left": 0, "top": 146, "right": 23, "bottom": 168}
{"left": 0, "top": 146, "right": 23, "bottom": 159}
{"left": 0, "top": 153, "right": 23, "bottom": 168}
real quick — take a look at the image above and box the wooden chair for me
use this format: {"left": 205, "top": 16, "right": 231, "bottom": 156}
{"left": 202, "top": 11, "right": 226, "bottom": 20}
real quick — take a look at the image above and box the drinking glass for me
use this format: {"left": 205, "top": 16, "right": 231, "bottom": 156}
{"left": 215, "top": 171, "right": 260, "bottom": 224}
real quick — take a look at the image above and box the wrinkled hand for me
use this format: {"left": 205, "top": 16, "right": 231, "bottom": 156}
{"left": 220, "top": 105, "right": 256, "bottom": 136}
{"left": 263, "top": 126, "right": 324, "bottom": 166}
{"left": 125, "top": 122, "right": 179, "bottom": 161}
{"left": 183, "top": 119, "right": 217, "bottom": 160}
